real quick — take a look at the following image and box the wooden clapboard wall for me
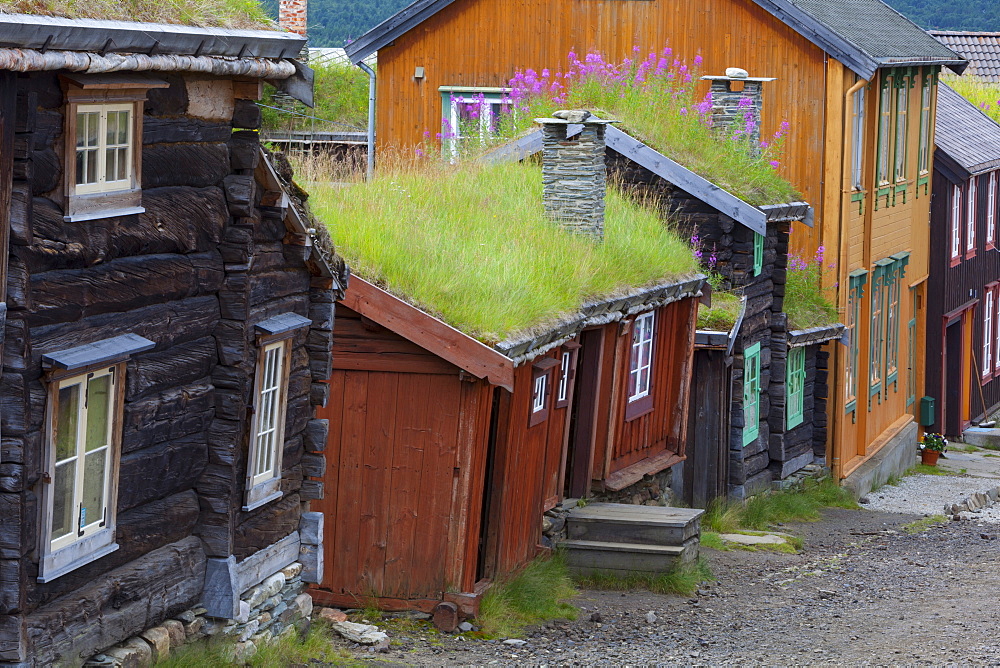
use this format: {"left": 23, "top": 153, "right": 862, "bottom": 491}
{"left": 374, "top": 0, "right": 829, "bottom": 254}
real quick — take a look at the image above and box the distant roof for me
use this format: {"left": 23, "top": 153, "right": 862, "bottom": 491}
{"left": 309, "top": 47, "right": 375, "bottom": 67}
{"left": 345, "top": 0, "right": 966, "bottom": 79}
{"left": 934, "top": 83, "right": 1000, "bottom": 180}
{"left": 930, "top": 31, "right": 1000, "bottom": 81}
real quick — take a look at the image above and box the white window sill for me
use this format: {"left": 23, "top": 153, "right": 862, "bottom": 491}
{"left": 64, "top": 206, "right": 145, "bottom": 223}
{"left": 38, "top": 532, "right": 119, "bottom": 583}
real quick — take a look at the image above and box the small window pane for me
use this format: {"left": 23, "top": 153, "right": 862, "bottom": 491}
{"left": 86, "top": 374, "right": 111, "bottom": 452}
{"left": 56, "top": 385, "right": 80, "bottom": 462}
{"left": 51, "top": 460, "right": 76, "bottom": 540}
{"left": 81, "top": 449, "right": 107, "bottom": 528}
{"left": 116, "top": 147, "right": 128, "bottom": 181}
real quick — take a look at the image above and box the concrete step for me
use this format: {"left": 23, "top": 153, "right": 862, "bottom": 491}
{"left": 562, "top": 537, "right": 699, "bottom": 575}
{"left": 566, "top": 503, "right": 704, "bottom": 546}
{"left": 963, "top": 427, "right": 1000, "bottom": 449}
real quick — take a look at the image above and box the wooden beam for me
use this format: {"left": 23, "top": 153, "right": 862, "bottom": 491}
{"left": 342, "top": 277, "right": 515, "bottom": 391}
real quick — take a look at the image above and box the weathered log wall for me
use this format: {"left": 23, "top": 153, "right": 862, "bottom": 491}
{"left": 1, "top": 70, "right": 337, "bottom": 665}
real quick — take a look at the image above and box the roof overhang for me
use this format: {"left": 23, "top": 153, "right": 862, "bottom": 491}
{"left": 346, "top": 0, "right": 967, "bottom": 79}
{"left": 0, "top": 14, "right": 305, "bottom": 59}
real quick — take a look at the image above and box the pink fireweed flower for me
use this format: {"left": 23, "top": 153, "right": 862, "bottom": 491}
{"left": 737, "top": 96, "right": 753, "bottom": 109}
{"left": 769, "top": 160, "right": 780, "bottom": 169}
{"left": 693, "top": 54, "right": 703, "bottom": 67}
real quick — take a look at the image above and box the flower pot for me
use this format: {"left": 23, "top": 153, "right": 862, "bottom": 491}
{"left": 921, "top": 449, "right": 941, "bottom": 466}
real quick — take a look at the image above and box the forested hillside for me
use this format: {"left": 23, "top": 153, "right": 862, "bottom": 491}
{"left": 263, "top": 0, "right": 1000, "bottom": 47}
{"left": 882, "top": 0, "right": 1000, "bottom": 31}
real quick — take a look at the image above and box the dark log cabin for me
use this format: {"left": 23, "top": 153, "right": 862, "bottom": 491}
{"left": 927, "top": 84, "right": 1000, "bottom": 436}
{"left": 309, "top": 116, "right": 705, "bottom": 619}
{"left": 0, "top": 14, "right": 345, "bottom": 666}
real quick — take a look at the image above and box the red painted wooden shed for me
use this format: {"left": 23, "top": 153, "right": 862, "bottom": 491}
{"left": 310, "top": 273, "right": 703, "bottom": 615}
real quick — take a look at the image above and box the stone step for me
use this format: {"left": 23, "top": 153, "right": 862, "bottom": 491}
{"left": 561, "top": 537, "right": 699, "bottom": 575}
{"left": 962, "top": 427, "right": 1000, "bottom": 450}
{"left": 566, "top": 503, "right": 703, "bottom": 546}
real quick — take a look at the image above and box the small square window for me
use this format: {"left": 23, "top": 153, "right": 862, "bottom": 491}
{"left": 528, "top": 357, "right": 560, "bottom": 427}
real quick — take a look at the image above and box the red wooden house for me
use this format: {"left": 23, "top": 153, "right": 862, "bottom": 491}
{"left": 309, "top": 118, "right": 705, "bottom": 616}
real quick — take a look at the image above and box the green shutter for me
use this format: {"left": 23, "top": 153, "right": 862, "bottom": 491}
{"left": 753, "top": 232, "right": 764, "bottom": 277}
{"left": 743, "top": 342, "right": 761, "bottom": 446}
{"left": 786, "top": 346, "right": 806, "bottom": 429}
{"left": 906, "top": 286, "right": 917, "bottom": 408}
{"left": 846, "top": 270, "right": 868, "bottom": 417}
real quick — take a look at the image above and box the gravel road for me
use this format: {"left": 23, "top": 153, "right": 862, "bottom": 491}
{"left": 336, "top": 455, "right": 1000, "bottom": 666}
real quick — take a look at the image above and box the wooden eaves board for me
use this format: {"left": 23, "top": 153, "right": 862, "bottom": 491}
{"left": 342, "top": 275, "right": 515, "bottom": 391}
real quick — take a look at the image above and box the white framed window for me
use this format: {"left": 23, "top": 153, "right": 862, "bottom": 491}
{"left": 440, "top": 86, "right": 511, "bottom": 158}
{"left": 245, "top": 338, "right": 291, "bottom": 510}
{"left": 876, "top": 81, "right": 892, "bottom": 186}
{"left": 37, "top": 333, "right": 152, "bottom": 582}
{"left": 984, "top": 288, "right": 994, "bottom": 379}
{"left": 625, "top": 312, "right": 656, "bottom": 420}
{"left": 532, "top": 374, "right": 548, "bottom": 413}
{"left": 851, "top": 84, "right": 866, "bottom": 190}
{"left": 893, "top": 83, "right": 908, "bottom": 183}
{"left": 918, "top": 74, "right": 933, "bottom": 175}
{"left": 988, "top": 172, "right": 997, "bottom": 247}
{"left": 995, "top": 287, "right": 1000, "bottom": 373}
{"left": 968, "top": 177, "right": 978, "bottom": 255}
{"left": 74, "top": 104, "right": 132, "bottom": 195}
{"left": 952, "top": 184, "right": 962, "bottom": 263}
{"left": 557, "top": 352, "right": 571, "bottom": 403}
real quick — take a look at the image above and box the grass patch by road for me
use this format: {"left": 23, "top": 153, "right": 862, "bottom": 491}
{"left": 476, "top": 551, "right": 578, "bottom": 638}
{"left": 702, "top": 530, "right": 803, "bottom": 554}
{"left": 574, "top": 558, "right": 713, "bottom": 596}
{"left": 157, "top": 625, "right": 352, "bottom": 667}
{"left": 905, "top": 464, "right": 954, "bottom": 477}
{"left": 702, "top": 478, "right": 858, "bottom": 534}
{"left": 902, "top": 515, "right": 949, "bottom": 534}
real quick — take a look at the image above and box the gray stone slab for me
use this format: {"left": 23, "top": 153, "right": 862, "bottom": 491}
{"left": 41, "top": 333, "right": 155, "bottom": 370}
{"left": 255, "top": 312, "right": 311, "bottom": 336}
{"left": 200, "top": 556, "right": 239, "bottom": 619}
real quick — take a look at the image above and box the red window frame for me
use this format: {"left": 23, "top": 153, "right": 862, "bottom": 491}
{"left": 625, "top": 311, "right": 656, "bottom": 421}
{"left": 528, "top": 357, "right": 560, "bottom": 427}
{"left": 983, "top": 284, "right": 996, "bottom": 382}
{"left": 967, "top": 176, "right": 978, "bottom": 259}
{"left": 951, "top": 184, "right": 963, "bottom": 266}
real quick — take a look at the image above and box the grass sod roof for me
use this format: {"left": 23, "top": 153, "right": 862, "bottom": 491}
{"left": 0, "top": 0, "right": 274, "bottom": 29}
{"left": 309, "top": 161, "right": 700, "bottom": 344}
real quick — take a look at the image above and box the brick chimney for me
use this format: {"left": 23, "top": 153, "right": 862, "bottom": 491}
{"left": 701, "top": 69, "right": 776, "bottom": 149}
{"left": 279, "top": 0, "right": 307, "bottom": 38}
{"left": 536, "top": 110, "right": 615, "bottom": 241}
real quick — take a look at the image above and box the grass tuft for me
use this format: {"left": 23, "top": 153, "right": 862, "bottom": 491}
{"left": 311, "top": 160, "right": 698, "bottom": 343}
{"left": 785, "top": 251, "right": 840, "bottom": 330}
{"left": 942, "top": 74, "right": 1000, "bottom": 125}
{"left": 902, "top": 514, "right": 948, "bottom": 535}
{"left": 262, "top": 61, "right": 369, "bottom": 132}
{"left": 904, "top": 464, "right": 953, "bottom": 477}
{"left": 476, "top": 551, "right": 578, "bottom": 638}
{"left": 156, "top": 624, "right": 352, "bottom": 667}
{"left": 702, "top": 477, "right": 857, "bottom": 534}
{"left": 697, "top": 290, "right": 742, "bottom": 330}
{"left": 574, "top": 558, "right": 713, "bottom": 596}
{"left": 0, "top": 0, "right": 274, "bottom": 28}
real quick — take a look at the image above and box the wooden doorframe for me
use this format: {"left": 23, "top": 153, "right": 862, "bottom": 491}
{"left": 565, "top": 327, "right": 604, "bottom": 498}
{"left": 940, "top": 300, "right": 977, "bottom": 436}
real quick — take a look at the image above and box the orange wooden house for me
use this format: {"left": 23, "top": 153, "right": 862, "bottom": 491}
{"left": 345, "top": 0, "right": 967, "bottom": 494}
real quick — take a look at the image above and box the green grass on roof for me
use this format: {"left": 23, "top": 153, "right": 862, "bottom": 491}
{"left": 0, "top": 0, "right": 275, "bottom": 29}
{"left": 456, "top": 49, "right": 801, "bottom": 207}
{"left": 942, "top": 73, "right": 1000, "bottom": 124}
{"left": 310, "top": 161, "right": 699, "bottom": 343}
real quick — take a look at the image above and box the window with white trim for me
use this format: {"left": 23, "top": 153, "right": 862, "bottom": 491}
{"left": 917, "top": 74, "right": 933, "bottom": 175}
{"left": 440, "top": 86, "right": 512, "bottom": 158}
{"left": 952, "top": 184, "right": 963, "bottom": 263}
{"left": 532, "top": 374, "right": 548, "bottom": 413}
{"left": 625, "top": 312, "right": 656, "bottom": 420}
{"left": 851, "top": 84, "right": 866, "bottom": 190}
{"left": 967, "top": 176, "right": 978, "bottom": 255}
{"left": 74, "top": 104, "right": 132, "bottom": 195}
{"left": 984, "top": 288, "right": 994, "bottom": 379}
{"left": 893, "top": 83, "right": 908, "bottom": 183}
{"left": 995, "top": 286, "right": 1000, "bottom": 374}
{"left": 46, "top": 367, "right": 120, "bottom": 567}
{"left": 876, "top": 80, "right": 892, "bottom": 187}
{"left": 988, "top": 172, "right": 997, "bottom": 248}
{"left": 245, "top": 338, "right": 291, "bottom": 510}
{"left": 62, "top": 75, "right": 166, "bottom": 222}
{"left": 557, "top": 352, "right": 571, "bottom": 404}
{"left": 845, "top": 270, "right": 867, "bottom": 416}
{"left": 528, "top": 357, "right": 559, "bottom": 427}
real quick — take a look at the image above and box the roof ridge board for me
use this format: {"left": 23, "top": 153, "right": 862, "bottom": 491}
{"left": 0, "top": 13, "right": 303, "bottom": 58}
{"left": 345, "top": 0, "right": 455, "bottom": 63}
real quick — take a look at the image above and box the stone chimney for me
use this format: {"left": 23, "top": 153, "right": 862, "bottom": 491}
{"left": 701, "top": 68, "right": 776, "bottom": 148}
{"left": 279, "top": 0, "right": 307, "bottom": 38}
{"left": 536, "top": 110, "right": 615, "bottom": 241}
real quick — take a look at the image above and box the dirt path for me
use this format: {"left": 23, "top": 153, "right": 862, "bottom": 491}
{"left": 336, "top": 464, "right": 1000, "bottom": 665}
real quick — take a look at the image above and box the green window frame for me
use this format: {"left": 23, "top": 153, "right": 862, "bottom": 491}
{"left": 753, "top": 232, "right": 764, "bottom": 277}
{"left": 743, "top": 341, "right": 761, "bottom": 446}
{"left": 846, "top": 270, "right": 868, "bottom": 416}
{"left": 907, "top": 287, "right": 917, "bottom": 408}
{"left": 786, "top": 346, "right": 806, "bottom": 429}
{"left": 884, "top": 252, "right": 909, "bottom": 394}
{"left": 439, "top": 86, "right": 511, "bottom": 159}
{"left": 876, "top": 76, "right": 893, "bottom": 190}
{"left": 892, "top": 74, "right": 910, "bottom": 186}
{"left": 869, "top": 262, "right": 889, "bottom": 407}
